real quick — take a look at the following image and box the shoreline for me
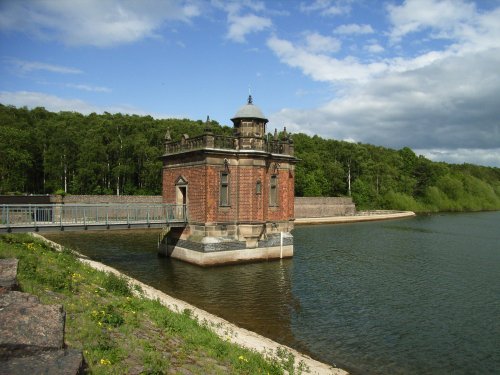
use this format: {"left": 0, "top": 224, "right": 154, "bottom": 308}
{"left": 31, "top": 232, "right": 348, "bottom": 375}
{"left": 295, "top": 210, "right": 416, "bottom": 225}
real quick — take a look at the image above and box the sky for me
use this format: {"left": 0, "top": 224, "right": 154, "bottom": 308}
{"left": 1, "top": 0, "right": 499, "bottom": 167}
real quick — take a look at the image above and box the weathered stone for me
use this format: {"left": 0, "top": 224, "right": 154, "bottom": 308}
{"left": 0, "top": 258, "right": 19, "bottom": 292}
{"left": 0, "top": 258, "right": 84, "bottom": 374}
{"left": 0, "top": 349, "right": 85, "bottom": 375}
{"left": 0, "top": 290, "right": 39, "bottom": 307}
{"left": 0, "top": 291, "right": 65, "bottom": 357}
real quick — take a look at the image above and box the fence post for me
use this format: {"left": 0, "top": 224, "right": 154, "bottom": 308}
{"left": 4, "top": 205, "right": 9, "bottom": 228}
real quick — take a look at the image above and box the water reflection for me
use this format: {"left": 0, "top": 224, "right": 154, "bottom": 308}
{"left": 45, "top": 230, "right": 299, "bottom": 348}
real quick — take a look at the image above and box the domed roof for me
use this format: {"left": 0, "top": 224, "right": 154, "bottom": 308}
{"left": 231, "top": 95, "right": 268, "bottom": 122}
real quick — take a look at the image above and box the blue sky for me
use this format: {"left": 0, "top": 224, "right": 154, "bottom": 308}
{"left": 1, "top": 0, "right": 499, "bottom": 167}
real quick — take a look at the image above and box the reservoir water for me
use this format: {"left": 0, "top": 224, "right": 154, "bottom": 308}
{"left": 45, "top": 211, "right": 500, "bottom": 374}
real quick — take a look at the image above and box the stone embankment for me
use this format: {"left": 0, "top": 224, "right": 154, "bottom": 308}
{"left": 295, "top": 210, "right": 416, "bottom": 225}
{"left": 0, "top": 258, "right": 85, "bottom": 375}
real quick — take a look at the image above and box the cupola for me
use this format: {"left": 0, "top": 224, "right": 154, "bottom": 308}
{"left": 231, "top": 95, "right": 268, "bottom": 139}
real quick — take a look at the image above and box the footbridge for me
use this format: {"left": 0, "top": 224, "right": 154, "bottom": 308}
{"left": 0, "top": 204, "right": 187, "bottom": 233}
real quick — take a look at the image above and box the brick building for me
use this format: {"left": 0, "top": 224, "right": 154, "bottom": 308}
{"left": 159, "top": 96, "right": 298, "bottom": 266}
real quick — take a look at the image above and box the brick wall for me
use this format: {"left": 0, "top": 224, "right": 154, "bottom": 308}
{"left": 265, "top": 166, "right": 294, "bottom": 222}
{"left": 162, "top": 165, "right": 207, "bottom": 223}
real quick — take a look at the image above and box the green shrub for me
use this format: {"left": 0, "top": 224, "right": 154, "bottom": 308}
{"left": 102, "top": 272, "right": 131, "bottom": 297}
{"left": 382, "top": 191, "right": 425, "bottom": 212}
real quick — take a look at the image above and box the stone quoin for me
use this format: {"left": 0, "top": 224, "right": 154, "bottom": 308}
{"left": 159, "top": 96, "right": 298, "bottom": 266}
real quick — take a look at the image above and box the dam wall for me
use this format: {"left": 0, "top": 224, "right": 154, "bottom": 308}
{"left": 294, "top": 197, "right": 356, "bottom": 218}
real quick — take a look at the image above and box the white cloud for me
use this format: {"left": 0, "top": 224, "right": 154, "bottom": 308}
{"left": 268, "top": 47, "right": 500, "bottom": 166}
{"left": 227, "top": 13, "right": 272, "bottom": 43}
{"left": 65, "top": 84, "right": 112, "bottom": 93}
{"left": 334, "top": 23, "right": 374, "bottom": 35}
{"left": 414, "top": 148, "right": 500, "bottom": 168}
{"left": 267, "top": 35, "right": 387, "bottom": 83}
{"left": 0, "top": 91, "right": 102, "bottom": 113}
{"left": 7, "top": 59, "right": 82, "bottom": 75}
{"left": 214, "top": 0, "right": 272, "bottom": 43}
{"left": 387, "top": 0, "right": 477, "bottom": 43}
{"left": 266, "top": 1, "right": 500, "bottom": 167}
{"left": 303, "top": 32, "right": 341, "bottom": 53}
{"left": 299, "top": 0, "right": 351, "bottom": 16}
{"left": 365, "top": 42, "right": 384, "bottom": 54}
{"left": 0, "top": 0, "right": 201, "bottom": 47}
{"left": 0, "top": 90, "right": 183, "bottom": 118}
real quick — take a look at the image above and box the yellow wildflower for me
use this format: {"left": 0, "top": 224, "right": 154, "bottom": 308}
{"left": 100, "top": 358, "right": 111, "bottom": 365}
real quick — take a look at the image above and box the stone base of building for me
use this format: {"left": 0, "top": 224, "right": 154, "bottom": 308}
{"left": 158, "top": 225, "right": 293, "bottom": 266}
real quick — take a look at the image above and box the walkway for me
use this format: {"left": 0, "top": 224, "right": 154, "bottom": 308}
{"left": 0, "top": 204, "right": 187, "bottom": 233}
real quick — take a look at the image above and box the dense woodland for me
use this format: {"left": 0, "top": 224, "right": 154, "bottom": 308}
{"left": 1, "top": 104, "right": 499, "bottom": 212}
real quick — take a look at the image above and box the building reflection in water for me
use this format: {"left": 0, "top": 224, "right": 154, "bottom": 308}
{"left": 45, "top": 229, "right": 303, "bottom": 351}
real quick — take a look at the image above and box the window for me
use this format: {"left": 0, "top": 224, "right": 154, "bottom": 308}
{"left": 220, "top": 172, "right": 229, "bottom": 206}
{"left": 270, "top": 175, "right": 278, "bottom": 206}
{"left": 256, "top": 179, "right": 262, "bottom": 195}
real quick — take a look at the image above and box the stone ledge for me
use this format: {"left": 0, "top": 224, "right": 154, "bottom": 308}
{"left": 0, "top": 291, "right": 66, "bottom": 357}
{"left": 0, "top": 258, "right": 18, "bottom": 292}
{"left": 295, "top": 211, "right": 416, "bottom": 225}
{"left": 0, "top": 259, "right": 85, "bottom": 374}
{"left": 0, "top": 349, "right": 84, "bottom": 375}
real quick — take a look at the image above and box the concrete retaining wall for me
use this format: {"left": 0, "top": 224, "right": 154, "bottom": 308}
{"left": 294, "top": 197, "right": 356, "bottom": 218}
{"left": 53, "top": 195, "right": 163, "bottom": 204}
{"left": 0, "top": 195, "right": 52, "bottom": 204}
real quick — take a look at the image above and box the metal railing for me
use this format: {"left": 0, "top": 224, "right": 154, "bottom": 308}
{"left": 0, "top": 204, "right": 187, "bottom": 232}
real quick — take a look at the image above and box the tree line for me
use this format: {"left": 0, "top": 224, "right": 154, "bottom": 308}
{"left": 1, "top": 104, "right": 499, "bottom": 212}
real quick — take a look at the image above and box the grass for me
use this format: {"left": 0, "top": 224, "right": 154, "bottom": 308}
{"left": 0, "top": 233, "right": 309, "bottom": 374}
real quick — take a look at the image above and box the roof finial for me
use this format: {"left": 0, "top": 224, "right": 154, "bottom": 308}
{"left": 204, "top": 115, "right": 212, "bottom": 134}
{"left": 248, "top": 94, "right": 253, "bottom": 105}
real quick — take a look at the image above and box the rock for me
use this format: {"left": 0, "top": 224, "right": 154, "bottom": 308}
{"left": 0, "top": 258, "right": 85, "bottom": 374}
{"left": 0, "top": 349, "right": 85, "bottom": 375}
{"left": 0, "top": 291, "right": 65, "bottom": 358}
{"left": 0, "top": 290, "right": 39, "bottom": 307}
{"left": 0, "top": 258, "right": 19, "bottom": 292}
